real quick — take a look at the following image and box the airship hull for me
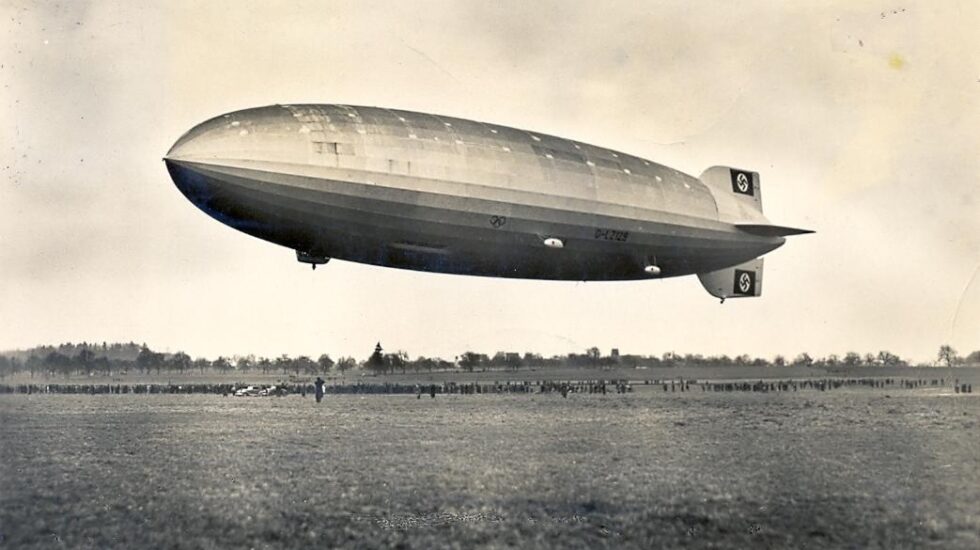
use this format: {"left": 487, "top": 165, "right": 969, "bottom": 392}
{"left": 165, "top": 104, "right": 793, "bottom": 284}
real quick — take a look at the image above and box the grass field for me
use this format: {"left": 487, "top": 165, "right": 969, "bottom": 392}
{"left": 1, "top": 387, "right": 978, "bottom": 548}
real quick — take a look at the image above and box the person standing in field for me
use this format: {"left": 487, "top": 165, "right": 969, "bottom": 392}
{"left": 314, "top": 377, "right": 325, "bottom": 403}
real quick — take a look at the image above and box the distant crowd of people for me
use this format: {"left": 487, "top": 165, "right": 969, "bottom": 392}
{"left": 0, "top": 376, "right": 972, "bottom": 396}
{"left": 693, "top": 377, "right": 972, "bottom": 393}
{"left": 411, "top": 380, "right": 632, "bottom": 398}
{"left": 0, "top": 383, "right": 241, "bottom": 395}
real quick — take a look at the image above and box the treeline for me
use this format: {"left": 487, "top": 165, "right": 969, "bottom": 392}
{"left": 0, "top": 342, "right": 978, "bottom": 380}
{"left": 447, "top": 347, "right": 980, "bottom": 373}
{"left": 2, "top": 342, "right": 145, "bottom": 364}
{"left": 0, "top": 342, "right": 359, "bottom": 380}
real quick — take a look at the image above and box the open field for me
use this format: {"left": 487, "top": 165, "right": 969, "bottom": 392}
{"left": 1, "top": 387, "right": 979, "bottom": 548}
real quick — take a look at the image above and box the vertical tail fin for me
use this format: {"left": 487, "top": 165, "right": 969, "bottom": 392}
{"left": 699, "top": 166, "right": 766, "bottom": 223}
{"left": 697, "top": 258, "right": 764, "bottom": 301}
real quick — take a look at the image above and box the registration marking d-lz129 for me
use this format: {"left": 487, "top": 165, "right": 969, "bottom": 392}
{"left": 594, "top": 228, "right": 629, "bottom": 242}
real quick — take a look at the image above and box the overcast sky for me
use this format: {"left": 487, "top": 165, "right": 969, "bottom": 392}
{"left": 2, "top": 1, "right": 978, "bottom": 363}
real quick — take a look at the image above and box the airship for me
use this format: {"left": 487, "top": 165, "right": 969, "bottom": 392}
{"left": 164, "top": 104, "right": 811, "bottom": 301}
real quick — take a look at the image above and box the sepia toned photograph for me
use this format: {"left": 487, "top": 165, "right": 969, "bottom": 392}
{"left": 1, "top": 1, "right": 978, "bottom": 548}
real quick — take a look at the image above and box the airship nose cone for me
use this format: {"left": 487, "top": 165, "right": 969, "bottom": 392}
{"left": 164, "top": 105, "right": 312, "bottom": 242}
{"left": 165, "top": 111, "right": 248, "bottom": 162}
{"left": 164, "top": 105, "right": 291, "bottom": 211}
{"left": 164, "top": 108, "right": 262, "bottom": 221}
{"left": 165, "top": 105, "right": 297, "bottom": 163}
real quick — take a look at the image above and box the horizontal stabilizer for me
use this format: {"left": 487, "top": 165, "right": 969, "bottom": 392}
{"left": 736, "top": 224, "right": 814, "bottom": 237}
{"left": 698, "top": 258, "right": 764, "bottom": 300}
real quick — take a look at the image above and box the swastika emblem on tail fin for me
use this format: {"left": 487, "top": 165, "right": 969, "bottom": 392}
{"left": 734, "top": 269, "right": 755, "bottom": 295}
{"left": 730, "top": 169, "right": 754, "bottom": 196}
{"left": 736, "top": 173, "right": 749, "bottom": 192}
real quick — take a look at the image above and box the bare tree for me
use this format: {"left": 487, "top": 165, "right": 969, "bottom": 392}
{"left": 876, "top": 351, "right": 904, "bottom": 367}
{"left": 317, "top": 354, "right": 335, "bottom": 374}
{"left": 258, "top": 357, "right": 272, "bottom": 374}
{"left": 276, "top": 354, "right": 292, "bottom": 375}
{"left": 457, "top": 351, "right": 486, "bottom": 373}
{"left": 385, "top": 352, "right": 408, "bottom": 374}
{"left": 236, "top": 355, "right": 255, "bottom": 373}
{"left": 76, "top": 348, "right": 96, "bottom": 376}
{"left": 586, "top": 347, "right": 601, "bottom": 368}
{"left": 171, "top": 352, "right": 192, "bottom": 375}
{"left": 293, "top": 356, "right": 315, "bottom": 375}
{"left": 336, "top": 356, "right": 356, "bottom": 376}
{"left": 213, "top": 356, "right": 232, "bottom": 374}
{"left": 792, "top": 352, "right": 813, "bottom": 367}
{"left": 937, "top": 345, "right": 958, "bottom": 368}
{"left": 193, "top": 357, "right": 210, "bottom": 374}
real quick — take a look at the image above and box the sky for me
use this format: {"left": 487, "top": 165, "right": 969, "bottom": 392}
{"left": 1, "top": 1, "right": 978, "bottom": 363}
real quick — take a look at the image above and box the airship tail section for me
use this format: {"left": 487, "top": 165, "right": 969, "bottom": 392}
{"left": 699, "top": 166, "right": 766, "bottom": 224}
{"left": 697, "top": 258, "right": 764, "bottom": 301}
